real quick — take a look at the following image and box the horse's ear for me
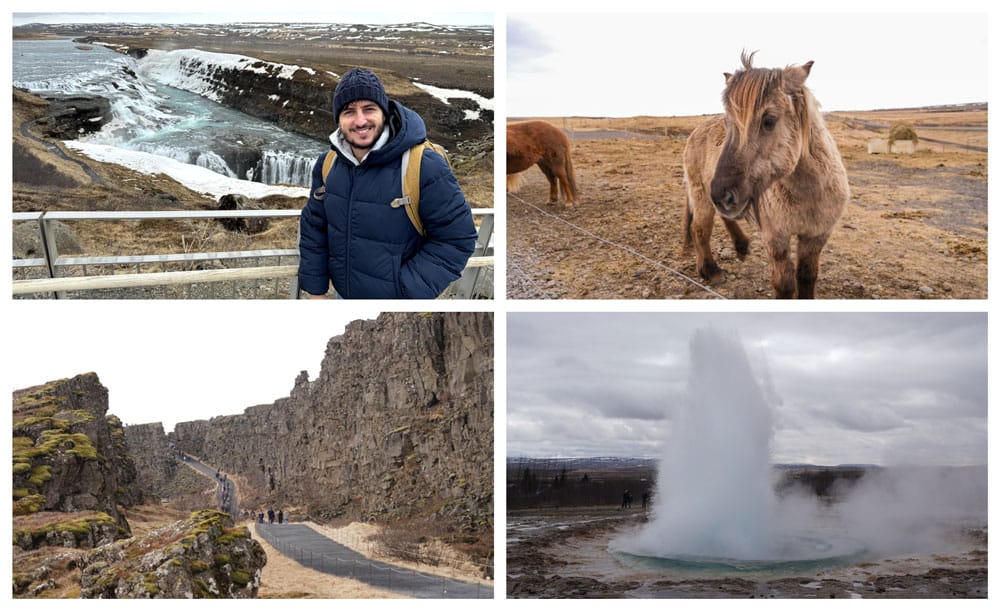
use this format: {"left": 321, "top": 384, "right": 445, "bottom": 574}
{"left": 784, "top": 61, "right": 813, "bottom": 88}
{"left": 724, "top": 71, "right": 733, "bottom": 84}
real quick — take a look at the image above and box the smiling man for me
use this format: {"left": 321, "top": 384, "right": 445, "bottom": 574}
{"left": 299, "top": 68, "right": 476, "bottom": 299}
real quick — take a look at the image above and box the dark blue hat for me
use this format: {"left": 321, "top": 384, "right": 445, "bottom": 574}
{"left": 333, "top": 68, "right": 389, "bottom": 119}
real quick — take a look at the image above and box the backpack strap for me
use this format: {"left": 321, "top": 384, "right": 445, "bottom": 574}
{"left": 394, "top": 140, "right": 447, "bottom": 238}
{"left": 398, "top": 142, "right": 427, "bottom": 237}
{"left": 321, "top": 150, "right": 337, "bottom": 182}
{"left": 325, "top": 141, "right": 445, "bottom": 238}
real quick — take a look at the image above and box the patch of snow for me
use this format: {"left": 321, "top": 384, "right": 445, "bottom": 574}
{"left": 412, "top": 81, "right": 494, "bottom": 119}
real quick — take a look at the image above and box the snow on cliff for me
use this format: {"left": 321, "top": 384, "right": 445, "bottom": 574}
{"left": 136, "top": 49, "right": 315, "bottom": 102}
{"left": 64, "top": 141, "right": 309, "bottom": 200}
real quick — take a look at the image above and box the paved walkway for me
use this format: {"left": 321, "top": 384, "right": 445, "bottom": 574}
{"left": 256, "top": 523, "right": 492, "bottom": 599}
{"left": 179, "top": 454, "right": 238, "bottom": 516}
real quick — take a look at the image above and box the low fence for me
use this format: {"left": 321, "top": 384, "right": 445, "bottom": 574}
{"left": 12, "top": 209, "right": 494, "bottom": 299}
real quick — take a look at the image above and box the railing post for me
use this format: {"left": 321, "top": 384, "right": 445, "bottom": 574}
{"left": 37, "top": 213, "right": 65, "bottom": 299}
{"left": 453, "top": 212, "right": 493, "bottom": 298}
{"left": 289, "top": 222, "right": 301, "bottom": 299}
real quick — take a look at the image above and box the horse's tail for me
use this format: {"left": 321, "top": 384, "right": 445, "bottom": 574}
{"left": 682, "top": 169, "right": 693, "bottom": 254}
{"left": 564, "top": 150, "right": 579, "bottom": 202}
{"left": 507, "top": 172, "right": 525, "bottom": 193}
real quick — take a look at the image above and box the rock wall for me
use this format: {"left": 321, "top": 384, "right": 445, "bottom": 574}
{"left": 171, "top": 312, "right": 493, "bottom": 530}
{"left": 34, "top": 94, "right": 112, "bottom": 140}
{"left": 13, "top": 373, "right": 141, "bottom": 527}
{"left": 124, "top": 422, "right": 180, "bottom": 500}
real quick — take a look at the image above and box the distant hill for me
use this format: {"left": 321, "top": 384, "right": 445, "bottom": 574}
{"left": 507, "top": 456, "right": 657, "bottom": 472}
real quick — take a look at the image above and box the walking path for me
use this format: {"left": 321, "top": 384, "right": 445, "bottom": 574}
{"left": 255, "top": 523, "right": 492, "bottom": 599}
{"left": 19, "top": 119, "right": 105, "bottom": 184}
{"left": 179, "top": 454, "right": 491, "bottom": 599}
{"left": 178, "top": 453, "right": 238, "bottom": 516}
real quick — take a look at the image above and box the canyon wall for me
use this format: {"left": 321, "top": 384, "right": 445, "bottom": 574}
{"left": 171, "top": 312, "right": 493, "bottom": 531}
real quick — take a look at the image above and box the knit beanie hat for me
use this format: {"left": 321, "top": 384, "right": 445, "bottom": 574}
{"left": 333, "top": 68, "right": 389, "bottom": 119}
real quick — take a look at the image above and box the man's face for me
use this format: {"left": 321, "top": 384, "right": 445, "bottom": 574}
{"left": 339, "top": 100, "right": 385, "bottom": 151}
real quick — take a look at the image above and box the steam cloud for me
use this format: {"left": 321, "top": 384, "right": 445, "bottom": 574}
{"left": 613, "top": 327, "right": 986, "bottom": 564}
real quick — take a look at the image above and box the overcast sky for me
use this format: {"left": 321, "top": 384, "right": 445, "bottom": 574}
{"left": 508, "top": 9, "right": 988, "bottom": 117}
{"left": 10, "top": 3, "right": 493, "bottom": 26}
{"left": 507, "top": 313, "right": 987, "bottom": 467}
{"left": 8, "top": 303, "right": 382, "bottom": 433}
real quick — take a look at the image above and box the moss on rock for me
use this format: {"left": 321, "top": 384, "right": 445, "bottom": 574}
{"left": 13, "top": 493, "right": 46, "bottom": 515}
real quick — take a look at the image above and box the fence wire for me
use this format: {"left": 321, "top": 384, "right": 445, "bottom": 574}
{"left": 508, "top": 191, "right": 727, "bottom": 299}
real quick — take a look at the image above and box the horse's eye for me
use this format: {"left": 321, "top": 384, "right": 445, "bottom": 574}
{"left": 761, "top": 114, "right": 777, "bottom": 132}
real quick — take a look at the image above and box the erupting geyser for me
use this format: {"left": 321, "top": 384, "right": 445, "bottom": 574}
{"left": 611, "top": 328, "right": 865, "bottom": 571}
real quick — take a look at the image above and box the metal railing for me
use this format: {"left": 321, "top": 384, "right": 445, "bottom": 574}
{"left": 12, "top": 209, "right": 494, "bottom": 299}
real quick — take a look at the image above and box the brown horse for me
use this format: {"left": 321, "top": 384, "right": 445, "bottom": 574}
{"left": 507, "top": 120, "right": 578, "bottom": 206}
{"left": 683, "top": 52, "right": 849, "bottom": 298}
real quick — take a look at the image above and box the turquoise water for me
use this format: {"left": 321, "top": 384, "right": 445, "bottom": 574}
{"left": 13, "top": 38, "right": 323, "bottom": 186}
{"left": 612, "top": 532, "right": 869, "bottom": 575}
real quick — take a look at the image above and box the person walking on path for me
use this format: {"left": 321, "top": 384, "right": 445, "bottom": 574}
{"left": 298, "top": 67, "right": 477, "bottom": 299}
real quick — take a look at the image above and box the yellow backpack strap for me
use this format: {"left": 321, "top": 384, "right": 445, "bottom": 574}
{"left": 321, "top": 150, "right": 337, "bottom": 182}
{"left": 391, "top": 140, "right": 449, "bottom": 237}
{"left": 427, "top": 141, "right": 453, "bottom": 170}
{"left": 399, "top": 141, "right": 428, "bottom": 237}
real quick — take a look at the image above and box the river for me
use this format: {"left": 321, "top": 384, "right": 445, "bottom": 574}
{"left": 13, "top": 38, "right": 325, "bottom": 187}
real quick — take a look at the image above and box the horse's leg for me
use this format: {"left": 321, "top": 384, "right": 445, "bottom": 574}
{"left": 794, "top": 233, "right": 829, "bottom": 299}
{"left": 536, "top": 162, "right": 560, "bottom": 204}
{"left": 722, "top": 219, "right": 750, "bottom": 259}
{"left": 689, "top": 197, "right": 723, "bottom": 282}
{"left": 552, "top": 158, "right": 573, "bottom": 207}
{"left": 763, "top": 230, "right": 796, "bottom": 298}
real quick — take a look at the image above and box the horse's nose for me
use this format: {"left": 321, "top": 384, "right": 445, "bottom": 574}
{"left": 711, "top": 185, "right": 738, "bottom": 212}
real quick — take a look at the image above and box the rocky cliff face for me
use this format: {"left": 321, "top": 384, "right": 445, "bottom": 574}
{"left": 124, "top": 422, "right": 179, "bottom": 500}
{"left": 172, "top": 312, "right": 493, "bottom": 532}
{"left": 33, "top": 93, "right": 112, "bottom": 140}
{"left": 13, "top": 373, "right": 140, "bottom": 527}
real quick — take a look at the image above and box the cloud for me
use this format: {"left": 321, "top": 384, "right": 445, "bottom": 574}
{"left": 507, "top": 18, "right": 555, "bottom": 74}
{"left": 507, "top": 313, "right": 986, "bottom": 466}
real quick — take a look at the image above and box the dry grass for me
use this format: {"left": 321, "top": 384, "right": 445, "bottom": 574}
{"left": 121, "top": 503, "right": 193, "bottom": 537}
{"left": 250, "top": 522, "right": 406, "bottom": 599}
{"left": 304, "top": 521, "right": 492, "bottom": 585}
{"left": 508, "top": 107, "right": 987, "bottom": 299}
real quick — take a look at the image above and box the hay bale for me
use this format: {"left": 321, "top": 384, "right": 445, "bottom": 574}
{"left": 888, "top": 122, "right": 919, "bottom": 148}
{"left": 867, "top": 139, "right": 889, "bottom": 154}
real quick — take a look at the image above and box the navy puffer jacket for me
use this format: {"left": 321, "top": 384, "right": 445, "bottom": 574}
{"left": 298, "top": 101, "right": 477, "bottom": 299}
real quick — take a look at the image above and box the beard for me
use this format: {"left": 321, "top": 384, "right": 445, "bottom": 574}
{"left": 343, "top": 124, "right": 384, "bottom": 151}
